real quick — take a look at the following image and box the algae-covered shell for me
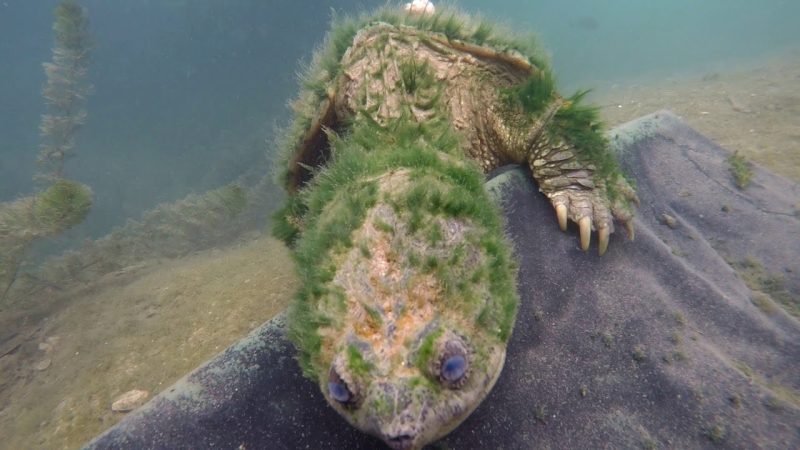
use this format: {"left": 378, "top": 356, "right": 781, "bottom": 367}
{"left": 277, "top": 6, "right": 548, "bottom": 194}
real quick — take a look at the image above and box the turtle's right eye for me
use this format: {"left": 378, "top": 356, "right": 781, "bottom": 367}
{"left": 328, "top": 379, "right": 351, "bottom": 403}
{"left": 328, "top": 368, "right": 355, "bottom": 406}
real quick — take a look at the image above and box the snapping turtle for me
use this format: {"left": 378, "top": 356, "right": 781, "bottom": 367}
{"left": 273, "top": 4, "right": 637, "bottom": 449}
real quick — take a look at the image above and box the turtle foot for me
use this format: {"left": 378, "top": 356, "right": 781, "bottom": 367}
{"left": 548, "top": 177, "right": 637, "bottom": 255}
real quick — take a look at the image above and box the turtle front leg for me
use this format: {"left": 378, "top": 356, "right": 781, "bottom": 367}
{"left": 526, "top": 98, "right": 638, "bottom": 255}
{"left": 532, "top": 153, "right": 637, "bottom": 254}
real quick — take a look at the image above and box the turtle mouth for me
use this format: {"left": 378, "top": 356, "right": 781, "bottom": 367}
{"left": 386, "top": 434, "right": 416, "bottom": 450}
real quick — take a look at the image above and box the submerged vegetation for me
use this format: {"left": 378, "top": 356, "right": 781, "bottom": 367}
{"left": 31, "top": 180, "right": 260, "bottom": 291}
{"left": 398, "top": 56, "right": 436, "bottom": 94}
{"left": 733, "top": 256, "right": 798, "bottom": 319}
{"left": 38, "top": 0, "right": 93, "bottom": 181}
{"left": 1, "top": 1, "right": 93, "bottom": 301}
{"left": 727, "top": 151, "right": 753, "bottom": 189}
{"left": 32, "top": 179, "right": 93, "bottom": 231}
{"left": 501, "top": 68, "right": 556, "bottom": 115}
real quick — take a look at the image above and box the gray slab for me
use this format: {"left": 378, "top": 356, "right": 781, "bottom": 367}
{"left": 86, "top": 111, "right": 800, "bottom": 449}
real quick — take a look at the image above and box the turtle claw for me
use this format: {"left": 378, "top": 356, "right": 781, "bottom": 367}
{"left": 625, "top": 221, "right": 635, "bottom": 241}
{"left": 579, "top": 216, "right": 591, "bottom": 251}
{"left": 548, "top": 185, "right": 634, "bottom": 255}
{"left": 598, "top": 226, "right": 610, "bottom": 255}
{"left": 556, "top": 204, "right": 568, "bottom": 231}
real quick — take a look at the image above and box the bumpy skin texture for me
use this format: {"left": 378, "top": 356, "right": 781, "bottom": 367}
{"left": 317, "top": 169, "right": 513, "bottom": 449}
{"left": 275, "top": 7, "right": 636, "bottom": 450}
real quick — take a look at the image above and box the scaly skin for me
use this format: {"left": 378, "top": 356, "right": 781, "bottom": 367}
{"left": 274, "top": 6, "right": 637, "bottom": 449}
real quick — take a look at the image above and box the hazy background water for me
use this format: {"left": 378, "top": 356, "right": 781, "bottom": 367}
{"left": 1, "top": 0, "right": 798, "bottom": 250}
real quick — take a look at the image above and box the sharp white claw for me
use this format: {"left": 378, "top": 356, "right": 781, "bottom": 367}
{"left": 598, "top": 227, "right": 609, "bottom": 256}
{"left": 579, "top": 216, "right": 591, "bottom": 251}
{"left": 556, "top": 204, "right": 568, "bottom": 231}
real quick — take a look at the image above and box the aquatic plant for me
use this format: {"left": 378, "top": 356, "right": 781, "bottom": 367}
{"left": 16, "top": 178, "right": 272, "bottom": 296}
{"left": 0, "top": 181, "right": 92, "bottom": 295}
{"left": 32, "top": 179, "right": 93, "bottom": 232}
{"left": 0, "top": 1, "right": 93, "bottom": 301}
{"left": 728, "top": 151, "right": 752, "bottom": 189}
{"left": 38, "top": 0, "right": 93, "bottom": 180}
{"left": 733, "top": 256, "right": 798, "bottom": 319}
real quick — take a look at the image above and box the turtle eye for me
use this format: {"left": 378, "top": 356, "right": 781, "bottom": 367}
{"left": 438, "top": 340, "right": 469, "bottom": 388}
{"left": 441, "top": 354, "right": 467, "bottom": 382}
{"left": 328, "top": 368, "right": 355, "bottom": 405}
{"left": 328, "top": 380, "right": 351, "bottom": 403}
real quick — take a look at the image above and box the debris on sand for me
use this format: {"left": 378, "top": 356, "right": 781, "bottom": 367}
{"left": 111, "top": 389, "right": 149, "bottom": 412}
{"left": 727, "top": 95, "right": 753, "bottom": 114}
{"left": 34, "top": 358, "right": 51, "bottom": 371}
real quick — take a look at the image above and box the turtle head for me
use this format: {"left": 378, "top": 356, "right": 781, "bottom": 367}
{"left": 311, "top": 170, "right": 514, "bottom": 448}
{"left": 291, "top": 165, "right": 518, "bottom": 448}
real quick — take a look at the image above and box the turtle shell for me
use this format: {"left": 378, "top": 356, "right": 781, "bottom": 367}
{"left": 279, "top": 7, "right": 547, "bottom": 193}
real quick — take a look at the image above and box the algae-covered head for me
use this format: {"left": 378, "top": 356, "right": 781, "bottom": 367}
{"left": 303, "top": 168, "right": 517, "bottom": 450}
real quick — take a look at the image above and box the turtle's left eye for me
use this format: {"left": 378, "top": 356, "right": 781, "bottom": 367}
{"left": 438, "top": 340, "right": 469, "bottom": 388}
{"left": 441, "top": 354, "right": 467, "bottom": 382}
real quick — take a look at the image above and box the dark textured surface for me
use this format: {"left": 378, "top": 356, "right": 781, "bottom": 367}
{"left": 86, "top": 112, "right": 800, "bottom": 449}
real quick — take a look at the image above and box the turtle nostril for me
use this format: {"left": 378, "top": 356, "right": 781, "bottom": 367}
{"left": 386, "top": 434, "right": 415, "bottom": 450}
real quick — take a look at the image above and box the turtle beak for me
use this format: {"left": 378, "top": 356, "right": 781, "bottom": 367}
{"left": 372, "top": 381, "right": 425, "bottom": 449}
{"left": 386, "top": 433, "right": 417, "bottom": 450}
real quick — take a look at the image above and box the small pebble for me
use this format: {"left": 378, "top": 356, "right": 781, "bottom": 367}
{"left": 35, "top": 358, "right": 52, "bottom": 371}
{"left": 111, "top": 389, "right": 150, "bottom": 412}
{"left": 661, "top": 213, "right": 678, "bottom": 229}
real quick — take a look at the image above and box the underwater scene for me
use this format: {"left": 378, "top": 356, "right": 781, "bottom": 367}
{"left": 1, "top": 1, "right": 798, "bottom": 448}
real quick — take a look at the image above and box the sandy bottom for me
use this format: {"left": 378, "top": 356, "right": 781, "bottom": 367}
{"left": 0, "top": 236, "right": 295, "bottom": 450}
{"left": 0, "top": 50, "right": 798, "bottom": 450}
{"left": 592, "top": 49, "right": 800, "bottom": 182}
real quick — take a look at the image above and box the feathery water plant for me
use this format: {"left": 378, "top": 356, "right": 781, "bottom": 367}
{"left": 38, "top": 0, "right": 93, "bottom": 180}
{"left": 0, "top": 1, "right": 93, "bottom": 301}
